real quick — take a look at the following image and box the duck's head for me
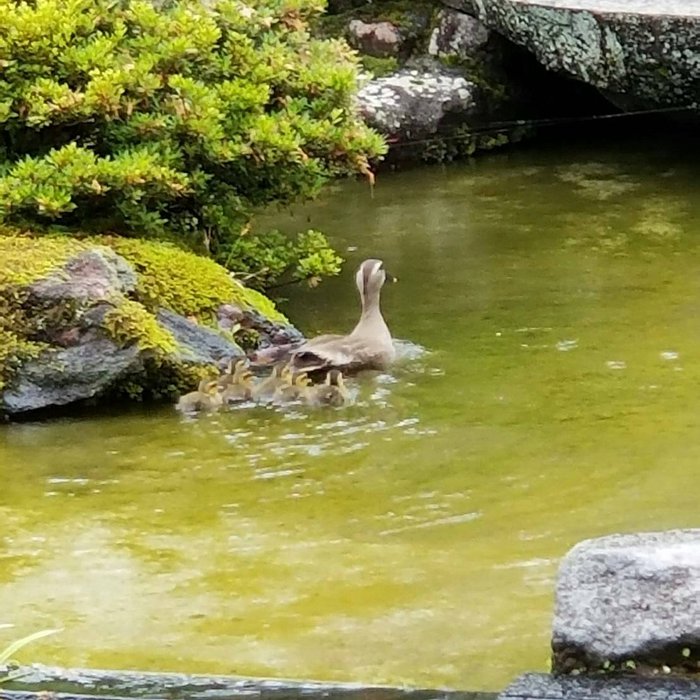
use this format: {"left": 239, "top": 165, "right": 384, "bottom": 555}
{"left": 270, "top": 362, "right": 293, "bottom": 381}
{"left": 293, "top": 371, "right": 311, "bottom": 387}
{"left": 198, "top": 379, "right": 220, "bottom": 394}
{"left": 231, "top": 358, "right": 249, "bottom": 378}
{"left": 355, "top": 259, "right": 396, "bottom": 300}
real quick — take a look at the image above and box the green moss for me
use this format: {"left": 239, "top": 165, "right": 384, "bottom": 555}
{"left": 108, "top": 359, "right": 211, "bottom": 402}
{"left": 417, "top": 123, "right": 527, "bottom": 164}
{"left": 102, "top": 299, "right": 178, "bottom": 355}
{"left": 438, "top": 54, "right": 509, "bottom": 105}
{"left": 361, "top": 55, "right": 399, "bottom": 77}
{"left": 0, "top": 231, "right": 85, "bottom": 286}
{"left": 97, "top": 237, "right": 288, "bottom": 324}
{"left": 0, "top": 232, "right": 88, "bottom": 391}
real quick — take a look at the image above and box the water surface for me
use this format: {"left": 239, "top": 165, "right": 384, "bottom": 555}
{"left": 2, "top": 134, "right": 700, "bottom": 691}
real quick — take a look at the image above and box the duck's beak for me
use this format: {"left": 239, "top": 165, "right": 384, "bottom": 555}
{"left": 385, "top": 271, "right": 398, "bottom": 283}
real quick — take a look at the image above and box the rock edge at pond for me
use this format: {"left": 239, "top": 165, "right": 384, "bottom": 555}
{"left": 347, "top": 2, "right": 612, "bottom": 164}
{"left": 358, "top": 66, "right": 477, "bottom": 142}
{"left": 0, "top": 664, "right": 494, "bottom": 700}
{"left": 552, "top": 529, "right": 700, "bottom": 676}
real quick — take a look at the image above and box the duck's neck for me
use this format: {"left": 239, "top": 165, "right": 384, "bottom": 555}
{"left": 352, "top": 289, "right": 389, "bottom": 336}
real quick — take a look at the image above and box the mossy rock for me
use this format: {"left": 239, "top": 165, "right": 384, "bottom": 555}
{"left": 0, "top": 229, "right": 293, "bottom": 414}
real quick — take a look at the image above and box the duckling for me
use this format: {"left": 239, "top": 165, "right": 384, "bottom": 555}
{"left": 218, "top": 357, "right": 238, "bottom": 388}
{"left": 251, "top": 363, "right": 292, "bottom": 403}
{"left": 218, "top": 358, "right": 249, "bottom": 389}
{"left": 176, "top": 379, "right": 222, "bottom": 413}
{"left": 221, "top": 364, "right": 255, "bottom": 404}
{"left": 272, "top": 371, "right": 311, "bottom": 404}
{"left": 305, "top": 369, "right": 349, "bottom": 408}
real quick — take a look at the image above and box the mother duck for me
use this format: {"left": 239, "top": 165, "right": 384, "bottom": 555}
{"left": 289, "top": 258, "right": 395, "bottom": 374}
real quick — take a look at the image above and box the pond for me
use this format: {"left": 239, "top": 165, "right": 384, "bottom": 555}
{"left": 2, "top": 131, "right": 700, "bottom": 692}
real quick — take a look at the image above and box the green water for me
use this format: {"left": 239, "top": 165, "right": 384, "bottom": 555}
{"left": 3, "top": 135, "right": 700, "bottom": 691}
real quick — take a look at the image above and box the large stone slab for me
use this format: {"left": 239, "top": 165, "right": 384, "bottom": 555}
{"left": 552, "top": 530, "right": 700, "bottom": 674}
{"left": 444, "top": 0, "right": 700, "bottom": 109}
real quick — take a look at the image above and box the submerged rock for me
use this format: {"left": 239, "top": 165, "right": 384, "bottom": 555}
{"left": 552, "top": 530, "right": 700, "bottom": 675}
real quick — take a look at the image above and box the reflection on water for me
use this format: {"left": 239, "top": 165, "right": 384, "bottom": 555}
{"left": 2, "top": 135, "right": 700, "bottom": 691}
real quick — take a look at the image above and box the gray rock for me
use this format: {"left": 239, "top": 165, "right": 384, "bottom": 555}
{"left": 428, "top": 8, "right": 490, "bottom": 58}
{"left": 238, "top": 307, "right": 305, "bottom": 348}
{"left": 216, "top": 303, "right": 245, "bottom": 332}
{"left": 2, "top": 338, "right": 141, "bottom": 413}
{"left": 502, "top": 672, "right": 700, "bottom": 700}
{"left": 157, "top": 308, "right": 243, "bottom": 368}
{"left": 347, "top": 19, "right": 403, "bottom": 58}
{"left": 552, "top": 530, "right": 700, "bottom": 673}
{"left": 445, "top": 0, "right": 700, "bottom": 109}
{"left": 30, "top": 248, "right": 137, "bottom": 303}
{"left": 357, "top": 66, "right": 477, "bottom": 140}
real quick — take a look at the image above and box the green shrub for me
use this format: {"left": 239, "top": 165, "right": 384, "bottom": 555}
{"left": 0, "top": 0, "right": 386, "bottom": 284}
{"left": 220, "top": 227, "right": 343, "bottom": 290}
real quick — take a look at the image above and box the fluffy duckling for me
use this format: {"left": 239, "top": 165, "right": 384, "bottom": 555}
{"left": 272, "top": 371, "right": 311, "bottom": 404}
{"left": 251, "top": 363, "right": 292, "bottom": 403}
{"left": 221, "top": 361, "right": 255, "bottom": 404}
{"left": 218, "top": 357, "right": 245, "bottom": 389}
{"left": 176, "top": 379, "right": 222, "bottom": 413}
{"left": 305, "top": 369, "right": 349, "bottom": 408}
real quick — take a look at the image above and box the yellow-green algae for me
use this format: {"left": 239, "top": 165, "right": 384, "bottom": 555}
{"left": 0, "top": 229, "right": 286, "bottom": 396}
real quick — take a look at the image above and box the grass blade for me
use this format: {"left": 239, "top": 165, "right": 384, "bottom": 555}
{"left": 0, "top": 629, "right": 61, "bottom": 665}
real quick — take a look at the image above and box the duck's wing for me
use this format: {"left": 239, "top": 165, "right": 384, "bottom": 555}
{"left": 290, "top": 335, "right": 381, "bottom": 373}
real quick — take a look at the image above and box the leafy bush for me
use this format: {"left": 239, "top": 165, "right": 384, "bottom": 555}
{"left": 0, "top": 0, "right": 385, "bottom": 284}
{"left": 220, "top": 227, "right": 343, "bottom": 290}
